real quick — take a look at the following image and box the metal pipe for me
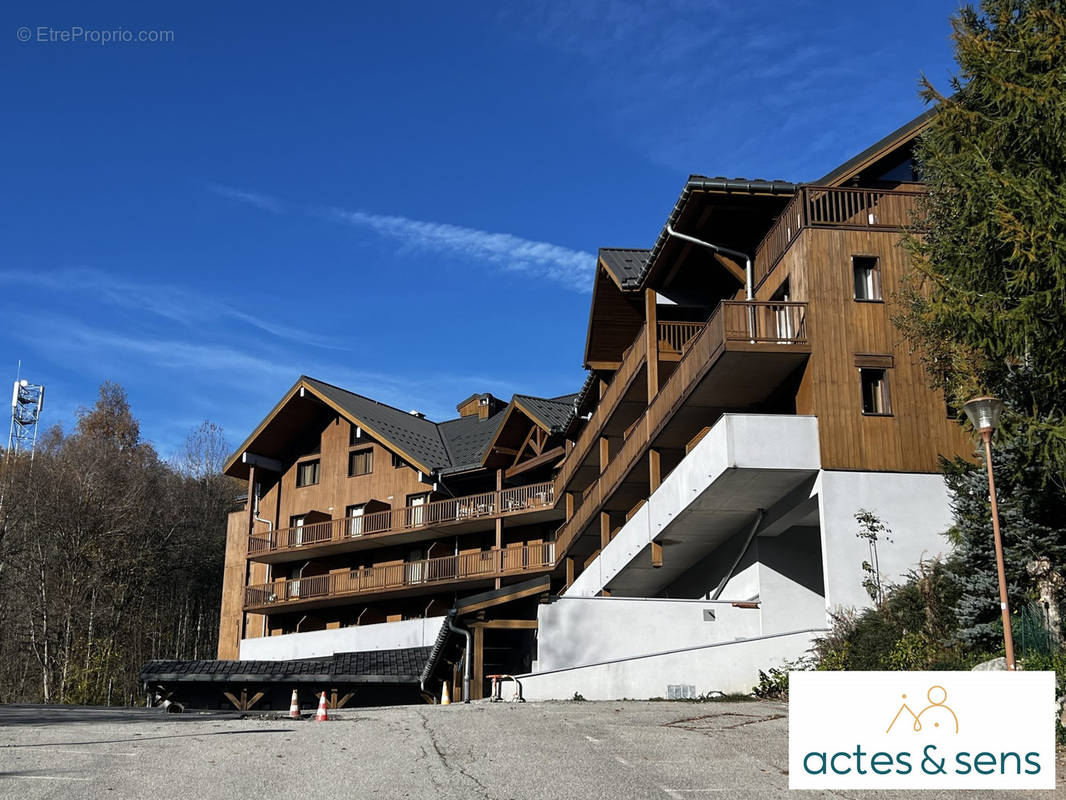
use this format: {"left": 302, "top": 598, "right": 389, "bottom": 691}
{"left": 982, "top": 430, "right": 1017, "bottom": 670}
{"left": 666, "top": 224, "right": 753, "bottom": 299}
{"left": 447, "top": 616, "right": 473, "bottom": 703}
{"left": 710, "top": 509, "right": 764, "bottom": 600}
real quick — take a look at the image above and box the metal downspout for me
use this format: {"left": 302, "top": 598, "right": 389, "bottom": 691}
{"left": 447, "top": 615, "right": 472, "bottom": 703}
{"left": 665, "top": 224, "right": 754, "bottom": 299}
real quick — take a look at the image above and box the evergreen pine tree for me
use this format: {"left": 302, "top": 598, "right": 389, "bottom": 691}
{"left": 897, "top": 0, "right": 1066, "bottom": 482}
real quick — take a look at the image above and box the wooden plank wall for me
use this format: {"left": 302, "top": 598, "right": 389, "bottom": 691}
{"left": 217, "top": 509, "right": 259, "bottom": 658}
{"left": 259, "top": 417, "right": 439, "bottom": 536}
{"left": 756, "top": 228, "right": 972, "bottom": 473}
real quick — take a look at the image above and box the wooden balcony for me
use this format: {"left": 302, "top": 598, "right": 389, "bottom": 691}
{"left": 248, "top": 482, "right": 557, "bottom": 564}
{"left": 657, "top": 321, "right": 706, "bottom": 359}
{"left": 752, "top": 185, "right": 923, "bottom": 289}
{"left": 555, "top": 324, "right": 648, "bottom": 492}
{"left": 555, "top": 300, "right": 809, "bottom": 558}
{"left": 243, "top": 542, "right": 555, "bottom": 613}
{"left": 556, "top": 319, "right": 710, "bottom": 497}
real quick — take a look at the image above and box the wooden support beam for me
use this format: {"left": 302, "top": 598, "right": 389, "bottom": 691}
{"left": 565, "top": 556, "right": 575, "bottom": 589}
{"left": 469, "top": 619, "right": 538, "bottom": 630}
{"left": 565, "top": 491, "right": 575, "bottom": 521}
{"left": 645, "top": 288, "right": 659, "bottom": 401}
{"left": 246, "top": 463, "right": 257, "bottom": 537}
{"left": 600, "top": 511, "right": 611, "bottom": 550}
{"left": 472, "top": 625, "right": 485, "bottom": 701}
{"left": 649, "top": 448, "right": 661, "bottom": 493}
{"left": 586, "top": 360, "right": 621, "bottom": 371}
{"left": 599, "top": 436, "right": 610, "bottom": 474}
{"left": 712, "top": 251, "right": 747, "bottom": 284}
{"left": 650, "top": 540, "right": 663, "bottom": 569}
{"left": 222, "top": 688, "right": 264, "bottom": 712}
{"left": 504, "top": 446, "right": 564, "bottom": 480}
{"left": 332, "top": 691, "right": 354, "bottom": 709}
{"left": 494, "top": 516, "right": 503, "bottom": 590}
{"left": 598, "top": 378, "right": 608, "bottom": 399}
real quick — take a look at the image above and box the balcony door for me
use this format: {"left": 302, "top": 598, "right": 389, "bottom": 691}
{"left": 770, "top": 278, "right": 795, "bottom": 342}
{"left": 406, "top": 493, "right": 429, "bottom": 527}
{"left": 406, "top": 547, "right": 426, "bottom": 584}
{"left": 289, "top": 514, "right": 305, "bottom": 547}
{"left": 346, "top": 504, "right": 365, "bottom": 537}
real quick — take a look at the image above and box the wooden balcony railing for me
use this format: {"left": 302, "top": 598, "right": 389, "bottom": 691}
{"left": 248, "top": 481, "right": 555, "bottom": 558}
{"left": 752, "top": 186, "right": 923, "bottom": 289}
{"left": 554, "top": 324, "right": 647, "bottom": 491}
{"left": 721, "top": 300, "right": 807, "bottom": 344}
{"left": 244, "top": 542, "right": 555, "bottom": 610}
{"left": 554, "top": 300, "right": 808, "bottom": 556}
{"left": 657, "top": 321, "right": 705, "bottom": 356}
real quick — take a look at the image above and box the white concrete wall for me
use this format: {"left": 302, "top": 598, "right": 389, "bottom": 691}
{"left": 755, "top": 527, "right": 826, "bottom": 634}
{"left": 564, "top": 414, "right": 820, "bottom": 598}
{"left": 238, "top": 616, "right": 445, "bottom": 661}
{"left": 520, "top": 629, "right": 823, "bottom": 700}
{"left": 816, "top": 470, "right": 954, "bottom": 613}
{"left": 534, "top": 597, "right": 762, "bottom": 672}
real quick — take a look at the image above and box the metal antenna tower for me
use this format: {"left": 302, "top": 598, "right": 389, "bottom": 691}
{"left": 7, "top": 363, "right": 45, "bottom": 459}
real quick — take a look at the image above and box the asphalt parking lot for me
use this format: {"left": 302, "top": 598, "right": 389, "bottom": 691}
{"left": 0, "top": 701, "right": 1061, "bottom": 799}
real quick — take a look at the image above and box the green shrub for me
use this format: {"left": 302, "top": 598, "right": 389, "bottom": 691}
{"left": 1020, "top": 651, "right": 1066, "bottom": 746}
{"left": 753, "top": 667, "right": 790, "bottom": 699}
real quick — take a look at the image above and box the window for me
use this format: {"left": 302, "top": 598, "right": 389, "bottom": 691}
{"left": 295, "top": 459, "right": 319, "bottom": 487}
{"left": 349, "top": 424, "right": 361, "bottom": 446}
{"left": 860, "top": 369, "right": 891, "bottom": 415}
{"left": 348, "top": 448, "right": 373, "bottom": 476}
{"left": 852, "top": 256, "right": 882, "bottom": 301}
{"left": 392, "top": 453, "right": 406, "bottom": 469}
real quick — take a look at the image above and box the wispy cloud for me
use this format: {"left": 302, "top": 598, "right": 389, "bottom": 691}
{"left": 326, "top": 208, "right": 595, "bottom": 292}
{"left": 208, "top": 184, "right": 596, "bottom": 292}
{"left": 208, "top": 183, "right": 285, "bottom": 213}
{"left": 0, "top": 267, "right": 344, "bottom": 351}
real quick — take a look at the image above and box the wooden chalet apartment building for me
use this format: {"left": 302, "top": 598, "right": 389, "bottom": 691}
{"left": 142, "top": 110, "right": 971, "bottom": 709}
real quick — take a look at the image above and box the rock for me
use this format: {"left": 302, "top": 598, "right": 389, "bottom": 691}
{"left": 971, "top": 656, "right": 1008, "bottom": 671}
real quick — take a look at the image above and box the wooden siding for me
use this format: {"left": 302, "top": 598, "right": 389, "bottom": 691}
{"left": 555, "top": 301, "right": 810, "bottom": 557}
{"left": 257, "top": 416, "right": 438, "bottom": 543}
{"left": 756, "top": 227, "right": 971, "bottom": 472}
{"left": 248, "top": 481, "right": 555, "bottom": 561}
{"left": 244, "top": 542, "right": 555, "bottom": 613}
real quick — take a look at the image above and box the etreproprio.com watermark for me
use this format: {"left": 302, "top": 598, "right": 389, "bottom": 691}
{"left": 17, "top": 26, "right": 175, "bottom": 45}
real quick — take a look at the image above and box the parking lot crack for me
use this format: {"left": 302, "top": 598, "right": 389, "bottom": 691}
{"left": 415, "top": 711, "right": 493, "bottom": 799}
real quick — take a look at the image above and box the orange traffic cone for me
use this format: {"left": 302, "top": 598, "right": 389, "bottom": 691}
{"left": 289, "top": 690, "right": 300, "bottom": 719}
{"left": 315, "top": 692, "right": 329, "bottom": 721}
{"left": 441, "top": 682, "right": 451, "bottom": 706}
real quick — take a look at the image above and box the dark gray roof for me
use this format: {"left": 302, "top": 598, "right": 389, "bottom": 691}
{"left": 599, "top": 248, "right": 649, "bottom": 288}
{"left": 515, "top": 394, "right": 577, "bottom": 432}
{"left": 437, "top": 409, "right": 508, "bottom": 470}
{"left": 635, "top": 175, "right": 796, "bottom": 290}
{"left": 272, "top": 377, "right": 582, "bottom": 477}
{"left": 304, "top": 377, "right": 451, "bottom": 471}
{"left": 140, "top": 646, "right": 432, "bottom": 685}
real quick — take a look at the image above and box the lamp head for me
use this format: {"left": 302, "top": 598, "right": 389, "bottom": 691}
{"left": 963, "top": 396, "right": 1005, "bottom": 434}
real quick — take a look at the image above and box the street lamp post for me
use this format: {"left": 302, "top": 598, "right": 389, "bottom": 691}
{"left": 962, "top": 396, "right": 1016, "bottom": 671}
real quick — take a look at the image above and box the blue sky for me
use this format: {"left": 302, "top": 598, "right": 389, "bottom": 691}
{"left": 2, "top": 0, "right": 963, "bottom": 457}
